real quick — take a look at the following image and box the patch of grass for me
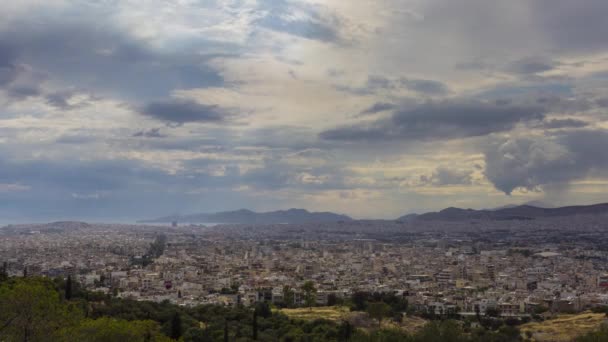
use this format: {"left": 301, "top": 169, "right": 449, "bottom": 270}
{"left": 520, "top": 312, "right": 606, "bottom": 342}
{"left": 279, "top": 306, "right": 351, "bottom": 321}
{"left": 279, "top": 307, "right": 428, "bottom": 335}
{"left": 399, "top": 315, "right": 428, "bottom": 333}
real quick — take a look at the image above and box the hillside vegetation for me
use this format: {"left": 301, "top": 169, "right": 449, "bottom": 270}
{"left": 520, "top": 312, "right": 607, "bottom": 341}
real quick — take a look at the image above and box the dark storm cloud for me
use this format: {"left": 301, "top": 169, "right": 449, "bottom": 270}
{"left": 421, "top": 167, "right": 473, "bottom": 186}
{"left": 366, "top": 76, "right": 393, "bottom": 90}
{"left": 359, "top": 102, "right": 396, "bottom": 116}
{"left": 132, "top": 128, "right": 166, "bottom": 138}
{"left": 401, "top": 79, "right": 449, "bottom": 95}
{"left": 596, "top": 98, "right": 608, "bottom": 108}
{"left": 0, "top": 17, "right": 227, "bottom": 101}
{"left": 139, "top": 126, "right": 323, "bottom": 158}
{"left": 533, "top": 118, "right": 589, "bottom": 130}
{"left": 339, "top": 76, "right": 450, "bottom": 97}
{"left": 476, "top": 84, "right": 574, "bottom": 102}
{"left": 321, "top": 100, "right": 546, "bottom": 142}
{"left": 5, "top": 84, "right": 41, "bottom": 99}
{"left": 0, "top": 43, "right": 46, "bottom": 101}
{"left": 534, "top": 96, "right": 592, "bottom": 113}
{"left": 484, "top": 129, "right": 608, "bottom": 194}
{"left": 0, "top": 43, "right": 14, "bottom": 66}
{"left": 0, "top": 46, "right": 19, "bottom": 86}
{"left": 506, "top": 57, "right": 556, "bottom": 75}
{"left": 140, "top": 99, "right": 230, "bottom": 124}
{"left": 45, "top": 91, "right": 75, "bottom": 109}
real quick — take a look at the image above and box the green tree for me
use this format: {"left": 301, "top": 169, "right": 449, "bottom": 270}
{"left": 576, "top": 324, "right": 608, "bottom": 342}
{"left": 534, "top": 305, "right": 549, "bottom": 315}
{"left": 338, "top": 320, "right": 353, "bottom": 342}
{"left": 367, "top": 302, "right": 391, "bottom": 328}
{"left": 327, "top": 293, "right": 339, "bottom": 306}
{"left": 283, "top": 285, "right": 295, "bottom": 308}
{"left": 223, "top": 319, "right": 228, "bottom": 342}
{"left": 351, "top": 292, "right": 369, "bottom": 311}
{"left": 0, "top": 262, "right": 8, "bottom": 282}
{"left": 170, "top": 312, "right": 182, "bottom": 339}
{"left": 485, "top": 307, "right": 501, "bottom": 318}
{"left": 65, "top": 275, "right": 73, "bottom": 300}
{"left": 252, "top": 309, "right": 258, "bottom": 340}
{"left": 301, "top": 281, "right": 317, "bottom": 310}
{"left": 414, "top": 320, "right": 467, "bottom": 342}
{"left": 58, "top": 317, "right": 172, "bottom": 342}
{"left": 0, "top": 278, "right": 81, "bottom": 342}
{"left": 183, "top": 327, "right": 212, "bottom": 342}
{"left": 254, "top": 302, "right": 271, "bottom": 319}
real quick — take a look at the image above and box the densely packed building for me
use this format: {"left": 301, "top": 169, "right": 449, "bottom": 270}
{"left": 2, "top": 216, "right": 608, "bottom": 318}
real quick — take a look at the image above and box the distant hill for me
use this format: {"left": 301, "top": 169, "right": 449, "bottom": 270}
{"left": 489, "top": 200, "right": 554, "bottom": 211}
{"left": 399, "top": 203, "right": 608, "bottom": 221}
{"left": 140, "top": 208, "right": 353, "bottom": 224}
{"left": 396, "top": 213, "right": 419, "bottom": 222}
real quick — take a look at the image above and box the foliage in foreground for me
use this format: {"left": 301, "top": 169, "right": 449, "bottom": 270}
{"left": 2, "top": 276, "right": 607, "bottom": 341}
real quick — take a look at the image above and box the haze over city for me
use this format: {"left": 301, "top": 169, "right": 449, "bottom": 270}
{"left": 1, "top": 1, "right": 608, "bottom": 222}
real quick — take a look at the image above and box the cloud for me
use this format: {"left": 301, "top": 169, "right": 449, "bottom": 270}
{"left": 0, "top": 183, "right": 30, "bottom": 192}
{"left": 255, "top": 0, "right": 341, "bottom": 42}
{"left": 257, "top": 16, "right": 338, "bottom": 42}
{"left": 401, "top": 79, "right": 449, "bottom": 95}
{"left": 596, "top": 98, "right": 608, "bottom": 108}
{"left": 0, "top": 14, "right": 227, "bottom": 101}
{"left": 531, "top": 0, "right": 608, "bottom": 53}
{"left": 0, "top": 45, "right": 46, "bottom": 101}
{"left": 0, "top": 45, "right": 18, "bottom": 86}
{"left": 350, "top": 76, "right": 449, "bottom": 96}
{"left": 0, "top": 155, "right": 253, "bottom": 220}
{"left": 239, "top": 158, "right": 354, "bottom": 191}
{"left": 133, "top": 128, "right": 166, "bottom": 138}
{"left": 421, "top": 167, "right": 473, "bottom": 186}
{"left": 506, "top": 57, "right": 556, "bottom": 74}
{"left": 6, "top": 84, "right": 41, "bottom": 99}
{"left": 139, "top": 99, "right": 230, "bottom": 124}
{"left": 56, "top": 134, "right": 97, "bottom": 145}
{"left": 359, "top": 102, "right": 396, "bottom": 116}
{"left": 484, "top": 129, "right": 608, "bottom": 194}
{"left": 532, "top": 118, "right": 589, "bottom": 130}
{"left": 321, "top": 100, "right": 546, "bottom": 142}
{"left": 45, "top": 91, "right": 77, "bottom": 109}
{"left": 1, "top": 0, "right": 608, "bottom": 219}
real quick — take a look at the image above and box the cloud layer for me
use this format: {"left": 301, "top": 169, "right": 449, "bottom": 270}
{"left": 0, "top": 0, "right": 607, "bottom": 220}
{"left": 321, "top": 100, "right": 547, "bottom": 142}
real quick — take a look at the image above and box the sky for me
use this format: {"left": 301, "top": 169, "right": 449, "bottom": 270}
{"left": 1, "top": 0, "right": 608, "bottom": 222}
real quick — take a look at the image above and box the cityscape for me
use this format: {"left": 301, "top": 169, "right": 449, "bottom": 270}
{"left": 2, "top": 205, "right": 608, "bottom": 340}
{"left": 1, "top": 0, "right": 608, "bottom": 341}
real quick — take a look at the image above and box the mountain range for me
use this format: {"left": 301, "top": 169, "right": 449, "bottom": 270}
{"left": 399, "top": 203, "right": 608, "bottom": 221}
{"left": 141, "top": 202, "right": 608, "bottom": 225}
{"left": 140, "top": 208, "right": 353, "bottom": 224}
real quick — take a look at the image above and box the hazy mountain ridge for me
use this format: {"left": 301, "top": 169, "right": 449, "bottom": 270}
{"left": 402, "top": 203, "right": 608, "bottom": 221}
{"left": 140, "top": 208, "right": 353, "bottom": 224}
